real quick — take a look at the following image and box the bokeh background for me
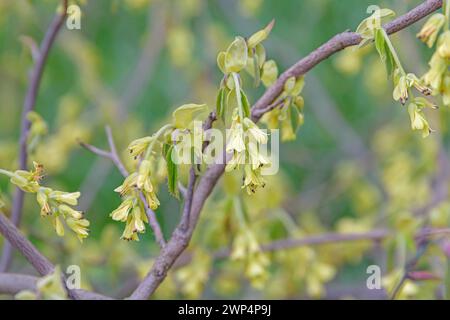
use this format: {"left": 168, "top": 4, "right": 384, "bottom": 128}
{"left": 1, "top": 0, "right": 450, "bottom": 299}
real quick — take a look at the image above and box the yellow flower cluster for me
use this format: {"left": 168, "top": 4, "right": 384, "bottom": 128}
{"left": 418, "top": 7, "right": 450, "bottom": 105}
{"left": 0, "top": 162, "right": 89, "bottom": 241}
{"left": 176, "top": 249, "right": 211, "bottom": 298}
{"left": 111, "top": 157, "right": 158, "bottom": 241}
{"left": 225, "top": 109, "right": 271, "bottom": 194}
{"left": 215, "top": 21, "right": 283, "bottom": 195}
{"left": 357, "top": 7, "right": 435, "bottom": 137}
{"left": 261, "top": 76, "right": 305, "bottom": 141}
{"left": 231, "top": 228, "right": 270, "bottom": 289}
{"left": 114, "top": 102, "right": 209, "bottom": 241}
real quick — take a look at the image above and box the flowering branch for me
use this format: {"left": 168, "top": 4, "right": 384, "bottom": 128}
{"left": 79, "top": 127, "right": 166, "bottom": 248}
{"left": 180, "top": 112, "right": 217, "bottom": 230}
{"left": 0, "top": 0, "right": 69, "bottom": 272}
{"left": 129, "top": 0, "right": 444, "bottom": 300}
{"left": 251, "top": 0, "right": 443, "bottom": 121}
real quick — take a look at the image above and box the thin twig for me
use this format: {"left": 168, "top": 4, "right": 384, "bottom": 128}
{"left": 180, "top": 168, "right": 197, "bottom": 230}
{"left": 105, "top": 126, "right": 129, "bottom": 177}
{"left": 129, "top": 0, "right": 443, "bottom": 300}
{"left": 78, "top": 141, "right": 112, "bottom": 159}
{"left": 0, "top": 0, "right": 69, "bottom": 272}
{"left": 390, "top": 241, "right": 430, "bottom": 299}
{"left": 139, "top": 193, "right": 166, "bottom": 248}
{"left": 178, "top": 182, "right": 188, "bottom": 198}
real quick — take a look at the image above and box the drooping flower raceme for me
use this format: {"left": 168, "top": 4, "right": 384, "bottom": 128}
{"left": 356, "top": 7, "right": 435, "bottom": 137}
{"left": 0, "top": 162, "right": 89, "bottom": 241}
{"left": 418, "top": 3, "right": 450, "bottom": 106}
{"left": 225, "top": 109, "right": 271, "bottom": 194}
{"left": 111, "top": 104, "right": 209, "bottom": 241}
{"left": 261, "top": 76, "right": 305, "bottom": 142}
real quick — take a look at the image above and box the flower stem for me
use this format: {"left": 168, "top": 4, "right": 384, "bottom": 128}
{"left": 232, "top": 72, "right": 245, "bottom": 120}
{"left": 233, "top": 196, "right": 247, "bottom": 228}
{"left": 381, "top": 29, "right": 406, "bottom": 76}
{"left": 144, "top": 124, "right": 174, "bottom": 160}
{"left": 0, "top": 169, "right": 14, "bottom": 178}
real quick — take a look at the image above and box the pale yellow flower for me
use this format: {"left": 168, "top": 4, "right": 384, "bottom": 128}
{"left": 52, "top": 215, "right": 65, "bottom": 237}
{"left": 417, "top": 13, "right": 446, "bottom": 47}
{"left": 114, "top": 172, "right": 138, "bottom": 195}
{"left": 48, "top": 191, "right": 81, "bottom": 206}
{"left": 393, "top": 75, "right": 409, "bottom": 104}
{"left": 36, "top": 188, "right": 52, "bottom": 216}
{"left": 118, "top": 202, "right": 149, "bottom": 241}
{"left": 226, "top": 114, "right": 246, "bottom": 153}
{"left": 423, "top": 52, "right": 446, "bottom": 91}
{"left": 408, "top": 103, "right": 431, "bottom": 138}
{"left": 437, "top": 30, "right": 450, "bottom": 59}
{"left": 247, "top": 141, "right": 270, "bottom": 170}
{"left": 243, "top": 117, "right": 268, "bottom": 144}
{"left": 58, "top": 204, "right": 83, "bottom": 220}
{"left": 66, "top": 217, "right": 90, "bottom": 242}
{"left": 225, "top": 150, "right": 246, "bottom": 172}
{"left": 242, "top": 165, "right": 266, "bottom": 194}
{"left": 128, "top": 136, "right": 153, "bottom": 159}
{"left": 110, "top": 197, "right": 133, "bottom": 222}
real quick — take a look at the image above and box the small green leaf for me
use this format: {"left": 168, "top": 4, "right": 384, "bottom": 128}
{"left": 240, "top": 89, "right": 251, "bottom": 118}
{"left": 294, "top": 96, "right": 304, "bottom": 111}
{"left": 284, "top": 76, "right": 296, "bottom": 94}
{"left": 374, "top": 28, "right": 396, "bottom": 75}
{"left": 216, "top": 87, "right": 226, "bottom": 121}
{"left": 254, "top": 44, "right": 266, "bottom": 67}
{"left": 289, "top": 102, "right": 304, "bottom": 135}
{"left": 386, "top": 48, "right": 396, "bottom": 76}
{"left": 172, "top": 103, "right": 208, "bottom": 129}
{"left": 247, "top": 19, "right": 275, "bottom": 49}
{"left": 261, "top": 60, "right": 278, "bottom": 87}
{"left": 163, "top": 144, "right": 179, "bottom": 199}
{"left": 292, "top": 76, "right": 305, "bottom": 96}
{"left": 252, "top": 52, "right": 261, "bottom": 87}
{"left": 225, "top": 36, "right": 248, "bottom": 73}
{"left": 374, "top": 28, "right": 386, "bottom": 61}
{"left": 217, "top": 51, "right": 226, "bottom": 74}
